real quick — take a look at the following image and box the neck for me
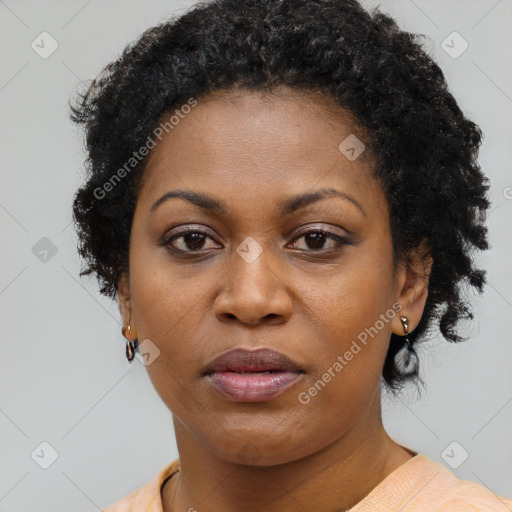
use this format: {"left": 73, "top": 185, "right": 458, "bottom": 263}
{"left": 163, "top": 395, "right": 413, "bottom": 512}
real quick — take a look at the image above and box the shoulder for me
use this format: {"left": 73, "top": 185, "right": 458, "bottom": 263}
{"left": 349, "top": 453, "right": 512, "bottom": 512}
{"left": 435, "top": 477, "right": 512, "bottom": 511}
{"left": 403, "top": 455, "right": 512, "bottom": 511}
{"left": 101, "top": 459, "right": 180, "bottom": 512}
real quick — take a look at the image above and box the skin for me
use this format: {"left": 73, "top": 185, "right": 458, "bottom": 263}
{"left": 118, "top": 86, "right": 432, "bottom": 512}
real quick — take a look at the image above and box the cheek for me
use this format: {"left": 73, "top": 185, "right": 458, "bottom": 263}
{"left": 300, "top": 250, "right": 394, "bottom": 342}
{"left": 295, "top": 248, "right": 395, "bottom": 387}
{"left": 292, "top": 288, "right": 392, "bottom": 440}
{"left": 128, "top": 253, "right": 203, "bottom": 399}
{"left": 130, "top": 239, "right": 207, "bottom": 338}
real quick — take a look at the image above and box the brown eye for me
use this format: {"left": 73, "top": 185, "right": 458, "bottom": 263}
{"left": 164, "top": 230, "right": 221, "bottom": 252}
{"left": 289, "top": 229, "right": 350, "bottom": 252}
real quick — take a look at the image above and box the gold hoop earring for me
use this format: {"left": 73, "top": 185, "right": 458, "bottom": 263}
{"left": 122, "top": 323, "right": 138, "bottom": 363}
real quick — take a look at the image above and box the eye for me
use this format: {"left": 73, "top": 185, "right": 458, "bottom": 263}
{"left": 161, "top": 226, "right": 350, "bottom": 255}
{"left": 288, "top": 228, "right": 350, "bottom": 252}
{"left": 163, "top": 229, "right": 221, "bottom": 252}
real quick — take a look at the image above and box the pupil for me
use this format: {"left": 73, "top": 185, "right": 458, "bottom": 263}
{"left": 185, "top": 233, "right": 205, "bottom": 250}
{"left": 306, "top": 232, "right": 325, "bottom": 250}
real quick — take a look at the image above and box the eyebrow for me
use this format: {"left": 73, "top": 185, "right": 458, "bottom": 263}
{"left": 150, "top": 187, "right": 366, "bottom": 217}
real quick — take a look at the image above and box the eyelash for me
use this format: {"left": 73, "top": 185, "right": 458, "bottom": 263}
{"left": 161, "top": 227, "right": 350, "bottom": 255}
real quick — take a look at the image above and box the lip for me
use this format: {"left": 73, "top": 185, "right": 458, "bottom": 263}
{"left": 204, "top": 347, "right": 303, "bottom": 374}
{"left": 203, "top": 347, "right": 304, "bottom": 402}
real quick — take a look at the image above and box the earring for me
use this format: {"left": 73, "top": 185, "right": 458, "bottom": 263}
{"left": 122, "top": 323, "right": 139, "bottom": 363}
{"left": 394, "top": 316, "right": 419, "bottom": 377}
{"left": 400, "top": 316, "right": 410, "bottom": 344}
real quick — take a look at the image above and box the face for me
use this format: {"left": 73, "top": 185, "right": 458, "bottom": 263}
{"left": 118, "top": 87, "right": 428, "bottom": 466}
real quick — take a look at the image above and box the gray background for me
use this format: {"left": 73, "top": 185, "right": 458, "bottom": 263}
{"left": 0, "top": 0, "right": 511, "bottom": 510}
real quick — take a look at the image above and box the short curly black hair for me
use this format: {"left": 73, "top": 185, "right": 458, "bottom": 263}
{"left": 70, "top": 0, "right": 490, "bottom": 390}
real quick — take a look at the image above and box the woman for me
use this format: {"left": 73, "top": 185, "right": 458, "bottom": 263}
{"left": 70, "top": 0, "right": 512, "bottom": 510}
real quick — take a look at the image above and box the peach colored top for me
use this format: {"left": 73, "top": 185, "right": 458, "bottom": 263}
{"left": 102, "top": 454, "right": 512, "bottom": 511}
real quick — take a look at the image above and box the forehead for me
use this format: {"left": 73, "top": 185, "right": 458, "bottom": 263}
{"left": 137, "top": 87, "right": 385, "bottom": 219}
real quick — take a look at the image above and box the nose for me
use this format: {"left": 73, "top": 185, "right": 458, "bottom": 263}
{"left": 213, "top": 246, "right": 293, "bottom": 326}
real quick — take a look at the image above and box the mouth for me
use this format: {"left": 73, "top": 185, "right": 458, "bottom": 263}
{"left": 203, "top": 347, "right": 305, "bottom": 402}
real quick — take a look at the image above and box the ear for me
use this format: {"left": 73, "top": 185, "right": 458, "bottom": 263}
{"left": 118, "top": 272, "right": 138, "bottom": 340}
{"left": 391, "top": 239, "right": 433, "bottom": 336}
